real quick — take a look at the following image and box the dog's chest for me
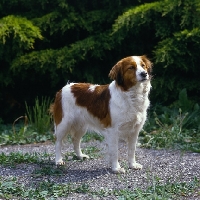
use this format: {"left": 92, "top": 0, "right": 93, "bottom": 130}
{"left": 110, "top": 82, "right": 150, "bottom": 131}
{"left": 124, "top": 94, "right": 149, "bottom": 123}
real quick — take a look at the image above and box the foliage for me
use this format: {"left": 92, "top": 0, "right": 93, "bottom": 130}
{"left": 0, "top": 152, "right": 47, "bottom": 167}
{"left": 0, "top": 176, "right": 90, "bottom": 199}
{"left": 0, "top": 126, "right": 53, "bottom": 146}
{"left": 1, "top": 0, "right": 200, "bottom": 122}
{"left": 0, "top": 96, "right": 53, "bottom": 145}
{"left": 110, "top": 177, "right": 199, "bottom": 199}
{"left": 0, "top": 123, "right": 53, "bottom": 146}
{"left": 25, "top": 96, "right": 52, "bottom": 134}
{"left": 0, "top": 15, "right": 42, "bottom": 50}
{"left": 0, "top": 15, "right": 42, "bottom": 89}
{"left": 0, "top": 175, "right": 199, "bottom": 199}
{"left": 141, "top": 89, "right": 200, "bottom": 152}
{"left": 82, "top": 132, "right": 104, "bottom": 143}
{"left": 0, "top": 0, "right": 127, "bottom": 122}
{"left": 112, "top": 0, "right": 200, "bottom": 103}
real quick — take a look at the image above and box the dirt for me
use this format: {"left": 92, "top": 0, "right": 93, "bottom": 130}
{"left": 0, "top": 141, "right": 199, "bottom": 199}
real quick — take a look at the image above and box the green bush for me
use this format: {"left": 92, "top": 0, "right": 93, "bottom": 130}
{"left": 0, "top": 96, "right": 53, "bottom": 145}
{"left": 141, "top": 89, "right": 200, "bottom": 152}
{"left": 25, "top": 97, "right": 52, "bottom": 134}
{"left": 112, "top": 0, "right": 200, "bottom": 104}
{"left": 0, "top": 0, "right": 200, "bottom": 122}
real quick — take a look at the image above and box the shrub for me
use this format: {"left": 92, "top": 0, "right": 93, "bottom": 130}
{"left": 141, "top": 89, "right": 200, "bottom": 152}
{"left": 25, "top": 97, "right": 52, "bottom": 134}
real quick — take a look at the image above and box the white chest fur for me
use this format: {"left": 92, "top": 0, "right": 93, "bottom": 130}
{"left": 109, "top": 80, "right": 151, "bottom": 133}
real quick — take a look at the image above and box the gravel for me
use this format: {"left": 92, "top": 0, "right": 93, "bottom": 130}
{"left": 0, "top": 141, "right": 199, "bottom": 199}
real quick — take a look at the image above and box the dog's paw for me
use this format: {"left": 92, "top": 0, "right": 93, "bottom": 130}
{"left": 77, "top": 154, "right": 90, "bottom": 160}
{"left": 129, "top": 162, "right": 143, "bottom": 170}
{"left": 112, "top": 167, "right": 125, "bottom": 174}
{"left": 56, "top": 160, "right": 65, "bottom": 166}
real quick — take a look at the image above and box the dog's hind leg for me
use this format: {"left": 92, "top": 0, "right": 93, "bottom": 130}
{"left": 71, "top": 126, "right": 89, "bottom": 160}
{"left": 55, "top": 122, "right": 69, "bottom": 165}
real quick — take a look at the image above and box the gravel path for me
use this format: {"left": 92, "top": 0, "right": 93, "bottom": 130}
{"left": 0, "top": 141, "right": 199, "bottom": 199}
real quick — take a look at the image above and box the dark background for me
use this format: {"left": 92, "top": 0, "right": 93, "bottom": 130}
{"left": 0, "top": 0, "right": 200, "bottom": 123}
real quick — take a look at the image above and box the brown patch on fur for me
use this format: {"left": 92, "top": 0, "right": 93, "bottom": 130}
{"left": 109, "top": 57, "right": 138, "bottom": 91}
{"left": 140, "top": 55, "right": 153, "bottom": 74}
{"left": 71, "top": 83, "right": 111, "bottom": 127}
{"left": 50, "top": 90, "right": 63, "bottom": 126}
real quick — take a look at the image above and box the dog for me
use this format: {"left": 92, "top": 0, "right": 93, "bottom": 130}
{"left": 50, "top": 56, "right": 152, "bottom": 173}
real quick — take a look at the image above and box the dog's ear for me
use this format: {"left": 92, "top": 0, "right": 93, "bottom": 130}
{"left": 109, "top": 62, "right": 124, "bottom": 86}
{"left": 141, "top": 55, "right": 153, "bottom": 74}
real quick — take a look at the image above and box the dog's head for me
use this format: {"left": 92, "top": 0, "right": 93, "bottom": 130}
{"left": 109, "top": 56, "right": 152, "bottom": 90}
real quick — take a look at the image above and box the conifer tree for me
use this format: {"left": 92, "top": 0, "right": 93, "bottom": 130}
{"left": 0, "top": 0, "right": 200, "bottom": 121}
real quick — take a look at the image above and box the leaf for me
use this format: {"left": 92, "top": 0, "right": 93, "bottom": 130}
{"left": 0, "top": 15, "right": 43, "bottom": 51}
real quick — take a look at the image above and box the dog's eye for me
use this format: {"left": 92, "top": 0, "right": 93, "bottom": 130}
{"left": 141, "top": 64, "right": 145, "bottom": 68}
{"left": 129, "top": 66, "right": 134, "bottom": 70}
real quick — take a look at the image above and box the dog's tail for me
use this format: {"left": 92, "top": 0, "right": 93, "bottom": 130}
{"left": 49, "top": 90, "right": 63, "bottom": 126}
{"left": 50, "top": 89, "right": 70, "bottom": 145}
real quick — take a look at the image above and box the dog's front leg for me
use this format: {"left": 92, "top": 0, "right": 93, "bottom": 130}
{"left": 107, "top": 135, "right": 125, "bottom": 173}
{"left": 128, "top": 132, "right": 142, "bottom": 169}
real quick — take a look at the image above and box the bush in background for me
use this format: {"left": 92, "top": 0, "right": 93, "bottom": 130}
{"left": 0, "top": 0, "right": 200, "bottom": 122}
{"left": 25, "top": 97, "right": 52, "bottom": 135}
{"left": 141, "top": 89, "right": 200, "bottom": 152}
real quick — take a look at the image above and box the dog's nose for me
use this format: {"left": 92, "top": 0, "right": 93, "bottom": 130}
{"left": 140, "top": 71, "right": 148, "bottom": 78}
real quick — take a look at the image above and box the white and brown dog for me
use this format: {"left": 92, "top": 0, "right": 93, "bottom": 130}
{"left": 50, "top": 56, "right": 152, "bottom": 173}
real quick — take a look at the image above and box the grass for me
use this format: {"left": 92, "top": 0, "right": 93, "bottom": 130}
{"left": 140, "top": 89, "right": 200, "bottom": 152}
{"left": 0, "top": 152, "right": 41, "bottom": 167}
{"left": 140, "top": 107, "right": 200, "bottom": 152}
{"left": 0, "top": 177, "right": 90, "bottom": 199}
{"left": 0, "top": 175, "right": 199, "bottom": 199}
{"left": 32, "top": 165, "right": 66, "bottom": 177}
{"left": 0, "top": 96, "right": 54, "bottom": 146}
{"left": 82, "top": 132, "right": 104, "bottom": 142}
{"left": 0, "top": 123, "right": 54, "bottom": 145}
{"left": 0, "top": 151, "right": 58, "bottom": 175}
{"left": 25, "top": 96, "right": 52, "bottom": 134}
{"left": 110, "top": 177, "right": 200, "bottom": 200}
